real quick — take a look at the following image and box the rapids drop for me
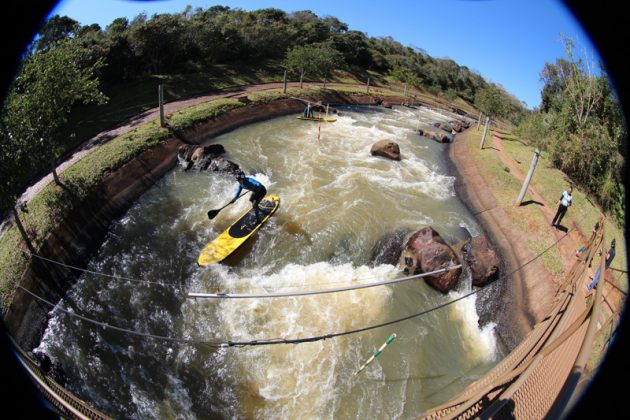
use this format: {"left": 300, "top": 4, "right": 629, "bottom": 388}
{"left": 37, "top": 105, "right": 501, "bottom": 418}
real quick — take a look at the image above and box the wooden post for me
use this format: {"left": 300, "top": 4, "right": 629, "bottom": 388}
{"left": 283, "top": 70, "right": 287, "bottom": 94}
{"left": 366, "top": 77, "right": 370, "bottom": 93}
{"left": 158, "top": 84, "right": 165, "bottom": 127}
{"left": 477, "top": 111, "right": 483, "bottom": 131}
{"left": 515, "top": 148, "right": 541, "bottom": 206}
{"left": 479, "top": 116, "right": 490, "bottom": 149}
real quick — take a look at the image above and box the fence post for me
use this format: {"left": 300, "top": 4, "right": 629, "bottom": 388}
{"left": 515, "top": 148, "right": 541, "bottom": 206}
{"left": 477, "top": 111, "right": 483, "bottom": 131}
{"left": 366, "top": 77, "right": 370, "bottom": 93}
{"left": 158, "top": 84, "right": 165, "bottom": 127}
{"left": 479, "top": 116, "right": 490, "bottom": 149}
{"left": 283, "top": 70, "right": 287, "bottom": 94}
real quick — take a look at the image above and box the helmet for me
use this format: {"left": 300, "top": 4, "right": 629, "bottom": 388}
{"left": 236, "top": 171, "right": 246, "bottom": 180}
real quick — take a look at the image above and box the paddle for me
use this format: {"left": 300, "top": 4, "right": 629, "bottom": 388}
{"left": 207, "top": 191, "right": 250, "bottom": 220}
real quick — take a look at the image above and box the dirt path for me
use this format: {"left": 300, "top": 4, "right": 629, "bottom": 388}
{"left": 450, "top": 130, "right": 560, "bottom": 347}
{"left": 489, "top": 133, "right": 583, "bottom": 269}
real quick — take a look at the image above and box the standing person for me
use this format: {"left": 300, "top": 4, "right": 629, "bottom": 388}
{"left": 587, "top": 239, "right": 616, "bottom": 291}
{"left": 232, "top": 172, "right": 267, "bottom": 221}
{"left": 303, "top": 103, "right": 313, "bottom": 118}
{"left": 551, "top": 184, "right": 573, "bottom": 228}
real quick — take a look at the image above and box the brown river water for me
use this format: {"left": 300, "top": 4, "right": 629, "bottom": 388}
{"left": 37, "top": 105, "right": 503, "bottom": 418}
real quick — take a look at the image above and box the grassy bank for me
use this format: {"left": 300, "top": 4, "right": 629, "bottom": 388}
{"left": 464, "top": 126, "right": 627, "bottom": 373}
{"left": 0, "top": 85, "right": 410, "bottom": 311}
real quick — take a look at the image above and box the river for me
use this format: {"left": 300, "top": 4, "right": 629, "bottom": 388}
{"left": 37, "top": 105, "right": 503, "bottom": 419}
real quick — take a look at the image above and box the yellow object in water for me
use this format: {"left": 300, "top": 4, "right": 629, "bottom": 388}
{"left": 198, "top": 195, "right": 280, "bottom": 266}
{"left": 296, "top": 116, "right": 337, "bottom": 122}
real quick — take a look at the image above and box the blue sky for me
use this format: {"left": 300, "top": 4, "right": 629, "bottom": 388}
{"left": 48, "top": 0, "right": 601, "bottom": 109}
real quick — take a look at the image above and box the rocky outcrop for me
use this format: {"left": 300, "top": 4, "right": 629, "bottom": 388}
{"left": 462, "top": 235, "right": 500, "bottom": 286}
{"left": 398, "top": 227, "right": 462, "bottom": 293}
{"left": 434, "top": 122, "right": 454, "bottom": 132}
{"left": 370, "top": 140, "right": 401, "bottom": 160}
{"left": 433, "top": 120, "right": 470, "bottom": 134}
{"left": 418, "top": 129, "right": 451, "bottom": 143}
{"left": 177, "top": 144, "right": 241, "bottom": 174}
{"left": 371, "top": 229, "right": 412, "bottom": 266}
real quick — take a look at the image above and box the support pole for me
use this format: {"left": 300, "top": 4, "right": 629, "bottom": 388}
{"left": 515, "top": 148, "right": 541, "bottom": 206}
{"left": 477, "top": 111, "right": 483, "bottom": 130}
{"left": 479, "top": 116, "right": 490, "bottom": 149}
{"left": 355, "top": 334, "right": 397, "bottom": 375}
{"left": 158, "top": 84, "right": 165, "bottom": 127}
{"left": 366, "top": 77, "right": 370, "bottom": 93}
{"left": 283, "top": 70, "right": 287, "bottom": 94}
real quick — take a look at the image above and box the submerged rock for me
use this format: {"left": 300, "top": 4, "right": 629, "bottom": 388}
{"left": 418, "top": 129, "right": 451, "bottom": 143}
{"left": 398, "top": 226, "right": 462, "bottom": 293}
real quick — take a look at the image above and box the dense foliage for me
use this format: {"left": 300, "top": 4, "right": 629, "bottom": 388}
{"left": 0, "top": 5, "right": 532, "bottom": 217}
{"left": 516, "top": 36, "right": 626, "bottom": 224}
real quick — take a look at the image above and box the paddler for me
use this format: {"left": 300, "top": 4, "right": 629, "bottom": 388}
{"left": 232, "top": 171, "right": 267, "bottom": 221}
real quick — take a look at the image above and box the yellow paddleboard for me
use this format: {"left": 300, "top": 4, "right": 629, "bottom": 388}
{"left": 198, "top": 195, "right": 280, "bottom": 266}
{"left": 296, "top": 116, "right": 337, "bottom": 122}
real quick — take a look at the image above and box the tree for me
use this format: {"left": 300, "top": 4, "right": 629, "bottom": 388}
{"left": 284, "top": 44, "right": 341, "bottom": 88}
{"left": 2, "top": 39, "right": 107, "bottom": 190}
{"left": 557, "top": 34, "right": 604, "bottom": 129}
{"left": 128, "top": 13, "right": 186, "bottom": 74}
{"left": 474, "top": 86, "right": 505, "bottom": 118}
{"left": 32, "top": 15, "right": 80, "bottom": 53}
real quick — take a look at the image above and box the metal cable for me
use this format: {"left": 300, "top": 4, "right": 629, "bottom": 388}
{"left": 16, "top": 224, "right": 576, "bottom": 347}
{"left": 188, "top": 265, "right": 462, "bottom": 299}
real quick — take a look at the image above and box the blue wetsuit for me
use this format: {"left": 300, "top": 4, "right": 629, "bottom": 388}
{"left": 233, "top": 177, "right": 267, "bottom": 215}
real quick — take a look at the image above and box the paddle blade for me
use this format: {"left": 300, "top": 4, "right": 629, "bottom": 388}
{"left": 207, "top": 209, "right": 220, "bottom": 220}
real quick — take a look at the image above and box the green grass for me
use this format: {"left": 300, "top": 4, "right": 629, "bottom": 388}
{"left": 497, "top": 130, "right": 627, "bottom": 282}
{"left": 466, "top": 127, "right": 566, "bottom": 277}
{"left": 472, "top": 127, "right": 627, "bottom": 374}
{"left": 0, "top": 85, "right": 408, "bottom": 311}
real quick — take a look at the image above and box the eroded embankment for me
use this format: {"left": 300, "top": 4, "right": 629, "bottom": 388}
{"left": 4, "top": 92, "right": 406, "bottom": 350}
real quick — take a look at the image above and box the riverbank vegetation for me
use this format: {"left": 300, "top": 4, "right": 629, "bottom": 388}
{"left": 515, "top": 36, "right": 626, "bottom": 226}
{"left": 1, "top": 5, "right": 526, "bottom": 218}
{"left": 0, "top": 6, "right": 625, "bottom": 308}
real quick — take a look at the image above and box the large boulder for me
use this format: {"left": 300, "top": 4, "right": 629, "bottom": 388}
{"left": 418, "top": 129, "right": 451, "bottom": 143}
{"left": 177, "top": 144, "right": 240, "bottom": 174}
{"left": 370, "top": 140, "right": 401, "bottom": 161}
{"left": 398, "top": 227, "right": 462, "bottom": 293}
{"left": 461, "top": 235, "right": 500, "bottom": 286}
{"left": 370, "top": 229, "right": 412, "bottom": 266}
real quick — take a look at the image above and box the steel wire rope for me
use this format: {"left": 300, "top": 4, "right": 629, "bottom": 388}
{"left": 21, "top": 247, "right": 460, "bottom": 295}
{"left": 188, "top": 265, "right": 463, "bottom": 299}
{"left": 20, "top": 249, "right": 182, "bottom": 289}
{"left": 16, "top": 220, "right": 580, "bottom": 347}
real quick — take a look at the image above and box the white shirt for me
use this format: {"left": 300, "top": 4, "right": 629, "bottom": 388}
{"left": 561, "top": 191, "right": 572, "bottom": 207}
